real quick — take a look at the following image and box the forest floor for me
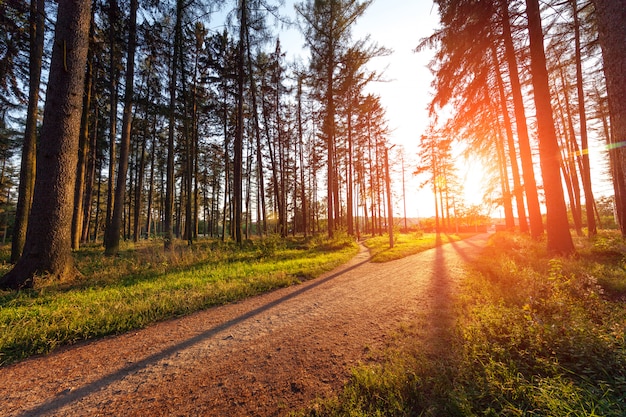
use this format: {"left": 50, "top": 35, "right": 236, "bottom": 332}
{"left": 1, "top": 234, "right": 489, "bottom": 417}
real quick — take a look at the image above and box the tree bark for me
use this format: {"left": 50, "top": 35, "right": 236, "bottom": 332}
{"left": 1, "top": 0, "right": 91, "bottom": 289}
{"left": 133, "top": 101, "right": 147, "bottom": 242}
{"left": 593, "top": 0, "right": 626, "bottom": 235}
{"left": 571, "top": 0, "right": 596, "bottom": 237}
{"left": 233, "top": 1, "right": 246, "bottom": 244}
{"left": 490, "top": 46, "right": 527, "bottom": 232}
{"left": 165, "top": 0, "right": 182, "bottom": 250}
{"left": 500, "top": 0, "right": 544, "bottom": 238}
{"left": 11, "top": 0, "right": 45, "bottom": 263}
{"left": 104, "top": 0, "right": 120, "bottom": 246}
{"left": 525, "top": 0, "right": 574, "bottom": 255}
{"left": 72, "top": 7, "right": 95, "bottom": 250}
{"left": 105, "top": 0, "right": 137, "bottom": 255}
{"left": 82, "top": 101, "right": 99, "bottom": 243}
{"left": 297, "top": 73, "right": 307, "bottom": 237}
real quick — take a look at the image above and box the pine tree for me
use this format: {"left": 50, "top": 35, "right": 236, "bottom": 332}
{"left": 1, "top": 0, "right": 92, "bottom": 289}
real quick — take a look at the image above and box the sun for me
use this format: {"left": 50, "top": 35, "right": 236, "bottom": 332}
{"left": 459, "top": 156, "right": 492, "bottom": 207}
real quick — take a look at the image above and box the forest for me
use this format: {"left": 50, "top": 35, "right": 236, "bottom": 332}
{"left": 416, "top": 0, "right": 626, "bottom": 257}
{"left": 0, "top": 0, "right": 625, "bottom": 290}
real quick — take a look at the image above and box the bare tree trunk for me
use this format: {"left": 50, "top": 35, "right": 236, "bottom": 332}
{"left": 134, "top": 115, "right": 147, "bottom": 242}
{"left": 179, "top": 41, "right": 193, "bottom": 245}
{"left": 105, "top": 0, "right": 137, "bottom": 255}
{"left": 1, "top": 0, "right": 91, "bottom": 289}
{"left": 525, "top": 0, "right": 574, "bottom": 255}
{"left": 233, "top": 0, "right": 246, "bottom": 244}
{"left": 491, "top": 45, "right": 528, "bottom": 232}
{"left": 495, "top": 124, "right": 515, "bottom": 230}
{"left": 165, "top": 0, "right": 182, "bottom": 250}
{"left": 594, "top": 0, "right": 626, "bottom": 235}
{"left": 82, "top": 105, "right": 99, "bottom": 243}
{"left": 554, "top": 69, "right": 583, "bottom": 235}
{"left": 500, "top": 0, "right": 544, "bottom": 238}
{"left": 11, "top": 0, "right": 45, "bottom": 263}
{"left": 572, "top": 0, "right": 596, "bottom": 236}
{"left": 145, "top": 126, "right": 156, "bottom": 239}
{"left": 105, "top": 0, "right": 119, "bottom": 246}
{"left": 346, "top": 105, "right": 354, "bottom": 236}
{"left": 326, "top": 54, "right": 336, "bottom": 238}
{"left": 93, "top": 157, "right": 103, "bottom": 242}
{"left": 72, "top": 8, "right": 95, "bottom": 250}
{"left": 297, "top": 73, "right": 307, "bottom": 237}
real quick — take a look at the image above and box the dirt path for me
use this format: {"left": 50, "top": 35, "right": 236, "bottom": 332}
{"left": 1, "top": 234, "right": 489, "bottom": 417}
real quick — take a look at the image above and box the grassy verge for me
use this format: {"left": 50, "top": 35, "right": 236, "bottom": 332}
{"left": 298, "top": 231, "right": 626, "bottom": 416}
{"left": 364, "top": 232, "right": 471, "bottom": 262}
{"left": 0, "top": 234, "right": 357, "bottom": 366}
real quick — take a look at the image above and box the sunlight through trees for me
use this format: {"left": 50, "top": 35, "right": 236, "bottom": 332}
{"left": 418, "top": 0, "right": 624, "bottom": 254}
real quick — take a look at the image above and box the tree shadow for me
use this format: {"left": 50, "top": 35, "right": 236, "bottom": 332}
{"left": 426, "top": 233, "right": 456, "bottom": 360}
{"left": 413, "top": 233, "right": 489, "bottom": 415}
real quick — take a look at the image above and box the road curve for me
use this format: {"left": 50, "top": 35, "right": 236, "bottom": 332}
{"left": 1, "top": 234, "right": 490, "bottom": 417}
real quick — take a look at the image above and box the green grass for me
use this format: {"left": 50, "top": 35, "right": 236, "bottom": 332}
{"left": 297, "top": 231, "right": 626, "bottom": 416}
{"left": 364, "top": 232, "right": 470, "bottom": 262}
{"left": 0, "top": 234, "right": 357, "bottom": 366}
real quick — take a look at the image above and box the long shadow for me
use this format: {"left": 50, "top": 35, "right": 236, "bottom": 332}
{"left": 427, "top": 234, "right": 489, "bottom": 352}
{"left": 17, "top": 257, "right": 371, "bottom": 417}
{"left": 416, "top": 233, "right": 490, "bottom": 413}
{"left": 426, "top": 234, "right": 455, "bottom": 359}
{"left": 447, "top": 233, "right": 489, "bottom": 263}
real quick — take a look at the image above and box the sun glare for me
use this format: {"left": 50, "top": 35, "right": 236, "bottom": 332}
{"left": 461, "top": 157, "right": 490, "bottom": 207}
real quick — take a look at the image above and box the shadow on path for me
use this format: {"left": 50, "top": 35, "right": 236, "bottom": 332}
{"left": 426, "top": 234, "right": 456, "bottom": 359}
{"left": 17, "top": 257, "right": 371, "bottom": 417}
{"left": 415, "top": 233, "right": 489, "bottom": 413}
{"left": 428, "top": 233, "right": 488, "bottom": 352}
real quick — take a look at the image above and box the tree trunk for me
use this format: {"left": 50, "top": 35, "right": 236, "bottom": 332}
{"left": 82, "top": 104, "right": 99, "bottom": 243}
{"left": 105, "top": 0, "right": 119, "bottom": 246}
{"left": 233, "top": 1, "right": 246, "bottom": 245}
{"left": 346, "top": 104, "right": 354, "bottom": 236}
{"left": 593, "top": 0, "right": 626, "bottom": 234}
{"left": 491, "top": 45, "right": 528, "bottom": 232}
{"left": 11, "top": 0, "right": 45, "bottom": 263}
{"left": 105, "top": 0, "right": 137, "bottom": 255}
{"left": 145, "top": 119, "right": 157, "bottom": 239}
{"left": 134, "top": 117, "right": 147, "bottom": 242}
{"left": 297, "top": 74, "right": 307, "bottom": 237}
{"left": 525, "top": 0, "right": 574, "bottom": 255}
{"left": 326, "top": 57, "right": 336, "bottom": 238}
{"left": 570, "top": 0, "right": 596, "bottom": 237}
{"left": 500, "top": 0, "right": 544, "bottom": 238}
{"left": 1, "top": 0, "right": 91, "bottom": 289}
{"left": 495, "top": 124, "right": 515, "bottom": 230}
{"left": 179, "top": 39, "right": 193, "bottom": 245}
{"left": 72, "top": 8, "right": 95, "bottom": 250}
{"left": 165, "top": 0, "right": 182, "bottom": 250}
{"left": 245, "top": 44, "right": 267, "bottom": 238}
{"left": 554, "top": 69, "right": 583, "bottom": 235}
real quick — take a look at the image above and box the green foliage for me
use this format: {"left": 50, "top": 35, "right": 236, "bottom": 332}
{"left": 595, "top": 196, "right": 618, "bottom": 230}
{"left": 256, "top": 234, "right": 287, "bottom": 258}
{"left": 0, "top": 235, "right": 358, "bottom": 366}
{"left": 300, "top": 232, "right": 626, "bottom": 416}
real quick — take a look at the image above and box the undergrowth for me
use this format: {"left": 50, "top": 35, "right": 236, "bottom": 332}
{"left": 298, "top": 231, "right": 626, "bottom": 416}
{"left": 0, "top": 235, "right": 357, "bottom": 366}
